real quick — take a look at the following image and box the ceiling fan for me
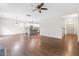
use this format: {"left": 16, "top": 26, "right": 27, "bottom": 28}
{"left": 26, "top": 3, "right": 48, "bottom": 16}
{"left": 32, "top": 3, "right": 48, "bottom": 13}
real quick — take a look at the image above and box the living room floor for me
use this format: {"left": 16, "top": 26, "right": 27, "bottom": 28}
{"left": 0, "top": 33, "right": 79, "bottom": 56}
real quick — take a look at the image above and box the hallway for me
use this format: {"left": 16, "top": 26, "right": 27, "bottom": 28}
{"left": 63, "top": 34, "right": 78, "bottom": 42}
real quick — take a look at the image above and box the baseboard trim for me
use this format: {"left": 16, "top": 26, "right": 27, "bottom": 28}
{"left": 40, "top": 35, "right": 62, "bottom": 40}
{"left": 0, "top": 33, "right": 28, "bottom": 36}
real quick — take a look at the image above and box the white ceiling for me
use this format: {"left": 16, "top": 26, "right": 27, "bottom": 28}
{"left": 0, "top": 3, "right": 79, "bottom": 21}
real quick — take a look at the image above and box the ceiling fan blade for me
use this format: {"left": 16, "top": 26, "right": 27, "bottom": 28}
{"left": 40, "top": 3, "right": 44, "bottom": 7}
{"left": 39, "top": 10, "right": 42, "bottom": 13}
{"left": 41, "top": 8, "right": 48, "bottom": 10}
{"left": 32, "top": 9, "right": 37, "bottom": 12}
{"left": 37, "top": 3, "right": 44, "bottom": 9}
{"left": 27, "top": 14, "right": 31, "bottom": 16}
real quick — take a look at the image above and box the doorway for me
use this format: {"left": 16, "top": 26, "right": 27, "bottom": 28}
{"left": 63, "top": 13, "right": 78, "bottom": 42}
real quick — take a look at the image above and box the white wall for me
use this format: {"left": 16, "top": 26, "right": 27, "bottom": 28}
{"left": 0, "top": 17, "right": 27, "bottom": 35}
{"left": 77, "top": 15, "right": 79, "bottom": 41}
{"left": 40, "top": 16, "right": 64, "bottom": 39}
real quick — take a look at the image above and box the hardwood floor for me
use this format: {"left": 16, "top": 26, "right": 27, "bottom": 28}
{"left": 0, "top": 33, "right": 79, "bottom": 56}
{"left": 64, "top": 34, "right": 78, "bottom": 42}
